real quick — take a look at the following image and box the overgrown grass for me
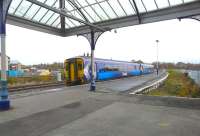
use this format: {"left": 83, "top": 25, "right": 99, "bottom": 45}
{"left": 7, "top": 76, "right": 57, "bottom": 87}
{"left": 147, "top": 69, "right": 200, "bottom": 98}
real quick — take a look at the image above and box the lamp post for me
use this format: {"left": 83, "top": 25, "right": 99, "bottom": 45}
{"left": 155, "top": 40, "right": 159, "bottom": 75}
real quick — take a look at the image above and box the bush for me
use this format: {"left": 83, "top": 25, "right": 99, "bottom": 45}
{"left": 147, "top": 69, "right": 200, "bottom": 98}
{"left": 7, "top": 75, "right": 57, "bottom": 86}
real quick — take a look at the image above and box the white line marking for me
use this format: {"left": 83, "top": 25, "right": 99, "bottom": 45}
{"left": 42, "top": 88, "right": 63, "bottom": 93}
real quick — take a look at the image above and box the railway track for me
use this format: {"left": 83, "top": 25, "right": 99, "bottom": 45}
{"left": 8, "top": 81, "right": 65, "bottom": 92}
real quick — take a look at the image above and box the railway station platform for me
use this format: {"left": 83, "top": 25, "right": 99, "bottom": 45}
{"left": 0, "top": 72, "right": 200, "bottom": 136}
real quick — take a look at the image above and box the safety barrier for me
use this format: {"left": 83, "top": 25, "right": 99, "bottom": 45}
{"left": 130, "top": 73, "right": 169, "bottom": 95}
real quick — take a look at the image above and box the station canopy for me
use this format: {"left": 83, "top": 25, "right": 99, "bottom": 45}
{"left": 7, "top": 0, "right": 200, "bottom": 36}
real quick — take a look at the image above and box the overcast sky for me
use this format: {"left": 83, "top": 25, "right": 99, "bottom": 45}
{"left": 6, "top": 19, "right": 200, "bottom": 65}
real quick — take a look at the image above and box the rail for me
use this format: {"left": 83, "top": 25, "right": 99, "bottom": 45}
{"left": 8, "top": 81, "right": 65, "bottom": 92}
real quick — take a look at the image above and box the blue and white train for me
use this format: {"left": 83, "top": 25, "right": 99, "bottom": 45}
{"left": 64, "top": 56, "right": 154, "bottom": 84}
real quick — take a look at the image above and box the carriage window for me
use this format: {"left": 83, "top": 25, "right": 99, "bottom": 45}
{"left": 65, "top": 63, "right": 69, "bottom": 71}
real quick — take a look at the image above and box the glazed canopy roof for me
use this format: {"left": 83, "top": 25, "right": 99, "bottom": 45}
{"left": 7, "top": 0, "right": 200, "bottom": 36}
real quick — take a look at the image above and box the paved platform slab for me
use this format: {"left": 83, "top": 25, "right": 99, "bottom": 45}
{"left": 0, "top": 86, "right": 102, "bottom": 124}
{"left": 1, "top": 72, "right": 199, "bottom": 136}
{"left": 0, "top": 72, "right": 164, "bottom": 123}
{"left": 96, "top": 72, "right": 165, "bottom": 92}
{"left": 1, "top": 94, "right": 200, "bottom": 136}
{"left": 43, "top": 102, "right": 200, "bottom": 136}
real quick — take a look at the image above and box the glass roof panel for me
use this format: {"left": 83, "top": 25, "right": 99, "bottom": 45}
{"left": 107, "top": 0, "right": 126, "bottom": 17}
{"left": 8, "top": 0, "right": 199, "bottom": 31}
{"left": 57, "top": 23, "right": 61, "bottom": 28}
{"left": 65, "top": 22, "right": 72, "bottom": 28}
{"left": 38, "top": 0, "right": 59, "bottom": 22}
{"left": 66, "top": 0, "right": 96, "bottom": 22}
{"left": 8, "top": 0, "right": 61, "bottom": 28}
{"left": 45, "top": 0, "right": 59, "bottom": 8}
{"left": 51, "top": 17, "right": 60, "bottom": 27}
{"left": 14, "top": 0, "right": 32, "bottom": 17}
{"left": 65, "top": 1, "right": 74, "bottom": 11}
{"left": 134, "top": 0, "right": 147, "bottom": 13}
{"left": 99, "top": 2, "right": 117, "bottom": 19}
{"left": 142, "top": 0, "right": 158, "bottom": 11}
{"left": 70, "top": 11, "right": 85, "bottom": 21}
{"left": 40, "top": 10, "right": 55, "bottom": 24}
{"left": 169, "top": 0, "right": 183, "bottom": 6}
{"left": 24, "top": 4, "right": 40, "bottom": 20}
{"left": 32, "top": 7, "right": 48, "bottom": 22}
{"left": 85, "top": 0, "right": 104, "bottom": 21}
{"left": 84, "top": 6, "right": 101, "bottom": 22}
{"left": 8, "top": 0, "right": 23, "bottom": 14}
{"left": 65, "top": 18, "right": 76, "bottom": 28}
{"left": 64, "top": 2, "right": 85, "bottom": 22}
{"left": 69, "top": 18, "right": 83, "bottom": 26}
{"left": 119, "top": 0, "right": 136, "bottom": 16}
{"left": 155, "top": 0, "right": 170, "bottom": 9}
{"left": 86, "top": 0, "right": 96, "bottom": 5}
{"left": 184, "top": 0, "right": 197, "bottom": 3}
{"left": 76, "top": 0, "right": 88, "bottom": 7}
{"left": 80, "top": 9, "right": 96, "bottom": 22}
{"left": 92, "top": 4, "right": 109, "bottom": 20}
{"left": 46, "top": 13, "right": 59, "bottom": 26}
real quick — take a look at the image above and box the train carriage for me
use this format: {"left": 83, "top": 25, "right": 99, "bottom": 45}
{"left": 64, "top": 56, "right": 154, "bottom": 85}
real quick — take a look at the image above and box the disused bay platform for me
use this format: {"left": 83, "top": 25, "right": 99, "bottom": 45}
{"left": 0, "top": 72, "right": 200, "bottom": 136}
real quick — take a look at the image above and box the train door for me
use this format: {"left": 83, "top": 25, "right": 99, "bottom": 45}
{"left": 64, "top": 60, "right": 69, "bottom": 81}
{"left": 76, "top": 58, "right": 84, "bottom": 83}
{"left": 70, "top": 62, "right": 75, "bottom": 82}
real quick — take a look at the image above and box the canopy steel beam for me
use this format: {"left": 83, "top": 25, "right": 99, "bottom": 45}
{"left": 178, "top": 13, "right": 200, "bottom": 22}
{"left": 26, "top": 0, "right": 105, "bottom": 32}
{"left": 64, "top": 1, "right": 200, "bottom": 36}
{"left": 67, "top": 0, "right": 89, "bottom": 22}
{"left": 7, "top": 15, "right": 63, "bottom": 36}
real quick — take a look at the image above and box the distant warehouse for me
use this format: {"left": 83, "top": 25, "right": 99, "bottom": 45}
{"left": 9, "top": 60, "right": 23, "bottom": 77}
{"left": 0, "top": 54, "right": 23, "bottom": 77}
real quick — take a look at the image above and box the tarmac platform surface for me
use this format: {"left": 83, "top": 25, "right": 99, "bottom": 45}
{"left": 0, "top": 72, "right": 200, "bottom": 136}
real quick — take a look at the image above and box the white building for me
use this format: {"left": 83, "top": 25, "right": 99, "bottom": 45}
{"left": 10, "top": 60, "right": 22, "bottom": 71}
{"left": 0, "top": 53, "right": 10, "bottom": 71}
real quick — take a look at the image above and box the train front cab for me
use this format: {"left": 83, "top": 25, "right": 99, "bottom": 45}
{"left": 64, "top": 58, "right": 84, "bottom": 85}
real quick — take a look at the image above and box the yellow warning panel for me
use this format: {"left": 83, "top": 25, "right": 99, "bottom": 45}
{"left": 64, "top": 60, "right": 69, "bottom": 81}
{"left": 70, "top": 63, "right": 75, "bottom": 81}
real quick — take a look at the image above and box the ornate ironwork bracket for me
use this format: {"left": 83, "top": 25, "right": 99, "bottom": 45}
{"left": 78, "top": 30, "right": 105, "bottom": 91}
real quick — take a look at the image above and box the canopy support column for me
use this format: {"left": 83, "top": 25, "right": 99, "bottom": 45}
{"left": 59, "top": 0, "right": 65, "bottom": 33}
{"left": 0, "top": 0, "right": 12, "bottom": 110}
{"left": 90, "top": 31, "right": 95, "bottom": 91}
{"left": 80, "top": 30, "right": 104, "bottom": 91}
